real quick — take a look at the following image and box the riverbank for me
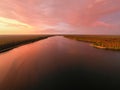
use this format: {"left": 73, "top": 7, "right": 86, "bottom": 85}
{"left": 64, "top": 35, "right": 120, "bottom": 51}
{"left": 0, "top": 35, "right": 52, "bottom": 53}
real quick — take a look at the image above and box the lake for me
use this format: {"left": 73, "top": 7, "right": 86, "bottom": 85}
{"left": 0, "top": 36, "right": 120, "bottom": 89}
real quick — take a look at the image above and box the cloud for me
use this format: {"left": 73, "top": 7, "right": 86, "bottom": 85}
{"left": 48, "top": 0, "right": 120, "bottom": 27}
{"left": 0, "top": 17, "right": 33, "bottom": 34}
{"left": 80, "top": 0, "right": 120, "bottom": 26}
{"left": 0, "top": 0, "right": 120, "bottom": 34}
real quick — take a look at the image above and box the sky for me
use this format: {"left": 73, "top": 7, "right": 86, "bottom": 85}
{"left": 0, "top": 0, "right": 120, "bottom": 34}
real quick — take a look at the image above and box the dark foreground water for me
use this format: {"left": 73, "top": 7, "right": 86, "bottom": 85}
{"left": 0, "top": 36, "right": 120, "bottom": 89}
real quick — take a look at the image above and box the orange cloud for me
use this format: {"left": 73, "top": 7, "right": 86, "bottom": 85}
{"left": 0, "top": 17, "right": 33, "bottom": 34}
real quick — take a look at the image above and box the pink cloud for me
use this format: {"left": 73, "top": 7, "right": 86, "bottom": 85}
{"left": 91, "top": 21, "right": 114, "bottom": 28}
{"left": 0, "top": 0, "right": 120, "bottom": 32}
{"left": 79, "top": 0, "right": 120, "bottom": 27}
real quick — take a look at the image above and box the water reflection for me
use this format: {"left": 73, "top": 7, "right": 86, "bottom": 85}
{"left": 0, "top": 36, "right": 120, "bottom": 89}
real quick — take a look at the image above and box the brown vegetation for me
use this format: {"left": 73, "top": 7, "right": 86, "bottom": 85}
{"left": 0, "top": 35, "right": 52, "bottom": 53}
{"left": 65, "top": 35, "right": 120, "bottom": 50}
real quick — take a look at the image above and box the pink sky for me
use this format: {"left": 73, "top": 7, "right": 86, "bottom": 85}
{"left": 0, "top": 0, "right": 120, "bottom": 34}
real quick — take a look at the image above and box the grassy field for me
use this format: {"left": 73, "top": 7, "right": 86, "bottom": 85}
{"left": 64, "top": 35, "right": 120, "bottom": 50}
{"left": 0, "top": 35, "right": 52, "bottom": 53}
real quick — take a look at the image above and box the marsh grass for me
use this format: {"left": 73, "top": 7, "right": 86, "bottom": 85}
{"left": 65, "top": 35, "right": 120, "bottom": 51}
{"left": 0, "top": 35, "right": 52, "bottom": 53}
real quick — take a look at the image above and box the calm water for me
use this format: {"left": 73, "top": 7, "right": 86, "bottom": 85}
{"left": 0, "top": 36, "right": 120, "bottom": 89}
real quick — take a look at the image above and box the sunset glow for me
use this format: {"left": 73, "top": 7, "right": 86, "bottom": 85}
{"left": 0, "top": 17, "right": 33, "bottom": 34}
{"left": 0, "top": 0, "right": 120, "bottom": 34}
{"left": 0, "top": 1, "right": 120, "bottom": 89}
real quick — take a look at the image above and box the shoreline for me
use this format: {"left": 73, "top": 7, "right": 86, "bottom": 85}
{"left": 0, "top": 35, "right": 52, "bottom": 53}
{"left": 91, "top": 44, "right": 120, "bottom": 51}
